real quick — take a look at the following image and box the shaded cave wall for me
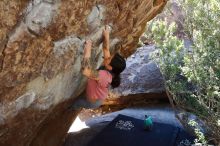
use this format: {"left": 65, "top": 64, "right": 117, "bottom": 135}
{"left": 0, "top": 0, "right": 167, "bottom": 146}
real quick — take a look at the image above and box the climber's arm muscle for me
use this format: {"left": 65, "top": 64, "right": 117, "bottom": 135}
{"left": 82, "top": 58, "right": 99, "bottom": 80}
{"left": 82, "top": 68, "right": 99, "bottom": 80}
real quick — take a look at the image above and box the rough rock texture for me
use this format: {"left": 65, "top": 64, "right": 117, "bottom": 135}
{"left": 0, "top": 0, "right": 167, "bottom": 146}
{"left": 112, "top": 45, "right": 165, "bottom": 96}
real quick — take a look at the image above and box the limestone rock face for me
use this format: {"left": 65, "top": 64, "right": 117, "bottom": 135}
{"left": 0, "top": 0, "right": 166, "bottom": 146}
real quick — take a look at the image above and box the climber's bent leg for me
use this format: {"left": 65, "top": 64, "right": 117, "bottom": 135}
{"left": 68, "top": 92, "right": 102, "bottom": 110}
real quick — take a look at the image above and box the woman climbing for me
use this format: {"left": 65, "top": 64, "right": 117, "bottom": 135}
{"left": 70, "top": 26, "right": 126, "bottom": 109}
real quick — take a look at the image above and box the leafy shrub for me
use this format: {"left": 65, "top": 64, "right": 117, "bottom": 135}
{"left": 145, "top": 0, "right": 220, "bottom": 143}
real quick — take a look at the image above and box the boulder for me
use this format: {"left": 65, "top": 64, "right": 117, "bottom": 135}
{"left": 0, "top": 0, "right": 166, "bottom": 146}
{"left": 113, "top": 45, "right": 165, "bottom": 96}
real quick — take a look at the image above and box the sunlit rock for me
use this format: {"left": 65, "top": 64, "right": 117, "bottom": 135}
{"left": 0, "top": 0, "right": 167, "bottom": 145}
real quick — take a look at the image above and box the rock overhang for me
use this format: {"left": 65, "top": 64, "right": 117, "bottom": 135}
{"left": 0, "top": 0, "right": 167, "bottom": 145}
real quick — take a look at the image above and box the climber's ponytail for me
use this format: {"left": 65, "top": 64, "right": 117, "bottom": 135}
{"left": 111, "top": 74, "right": 121, "bottom": 88}
{"left": 98, "top": 53, "right": 126, "bottom": 88}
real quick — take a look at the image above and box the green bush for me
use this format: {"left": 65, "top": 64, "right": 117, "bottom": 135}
{"left": 145, "top": 0, "right": 220, "bottom": 143}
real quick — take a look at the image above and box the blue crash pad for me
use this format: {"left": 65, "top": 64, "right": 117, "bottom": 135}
{"left": 87, "top": 114, "right": 195, "bottom": 146}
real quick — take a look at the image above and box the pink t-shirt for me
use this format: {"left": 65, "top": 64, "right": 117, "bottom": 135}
{"left": 86, "top": 70, "right": 112, "bottom": 101}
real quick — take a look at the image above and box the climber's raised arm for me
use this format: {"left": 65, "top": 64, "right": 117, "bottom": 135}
{"left": 82, "top": 40, "right": 99, "bottom": 80}
{"left": 69, "top": 28, "right": 126, "bottom": 111}
{"left": 102, "top": 26, "right": 112, "bottom": 71}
